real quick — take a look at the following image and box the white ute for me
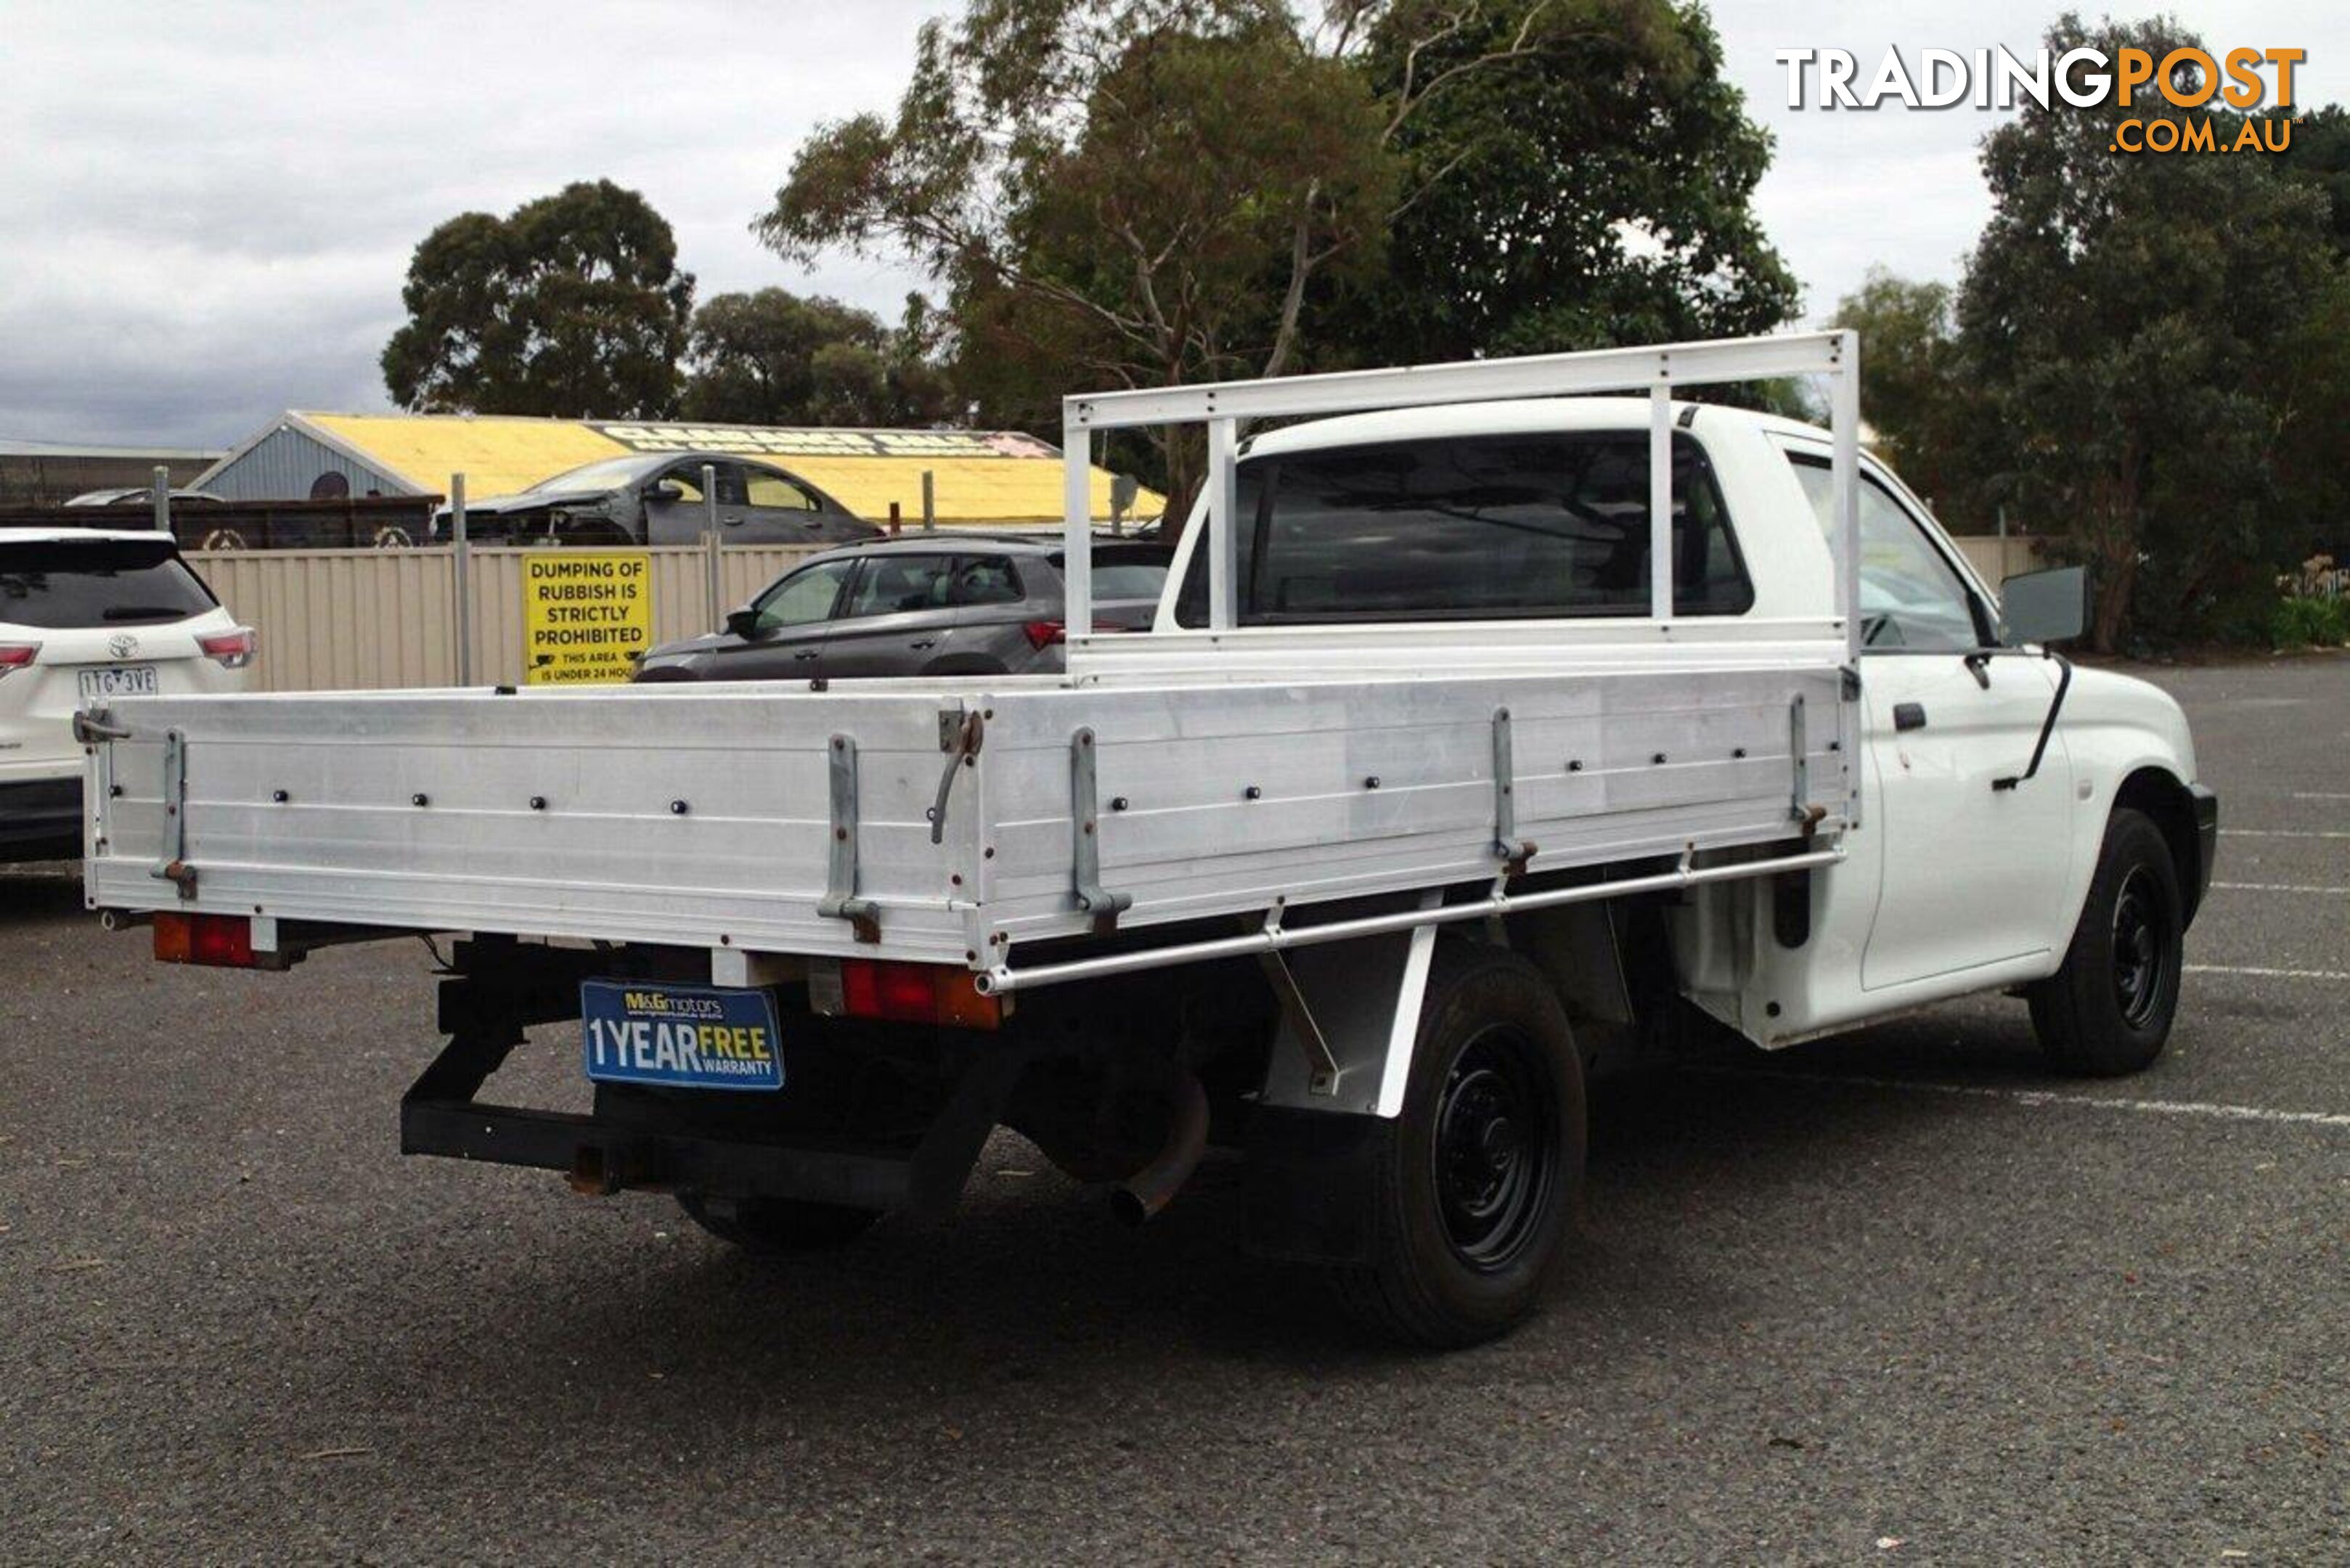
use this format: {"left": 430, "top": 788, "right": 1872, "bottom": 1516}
{"left": 1, "top": 526, "right": 253, "bottom": 859}
{"left": 78, "top": 335, "right": 2216, "bottom": 1346}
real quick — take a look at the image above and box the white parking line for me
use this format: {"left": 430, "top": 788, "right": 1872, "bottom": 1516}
{"left": 2222, "top": 830, "right": 2350, "bottom": 841}
{"left": 2290, "top": 791, "right": 2350, "bottom": 801}
{"left": 1692, "top": 1066, "right": 2350, "bottom": 1130}
{"left": 2211, "top": 882, "right": 2349, "bottom": 895}
{"left": 2186, "top": 964, "right": 2350, "bottom": 981}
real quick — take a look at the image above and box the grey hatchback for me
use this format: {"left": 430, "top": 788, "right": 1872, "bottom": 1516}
{"left": 633, "top": 533, "right": 1170, "bottom": 682}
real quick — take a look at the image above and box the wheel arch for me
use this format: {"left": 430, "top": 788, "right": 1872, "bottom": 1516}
{"left": 2113, "top": 764, "right": 2204, "bottom": 925}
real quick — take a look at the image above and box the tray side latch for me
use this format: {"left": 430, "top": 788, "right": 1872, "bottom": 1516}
{"left": 152, "top": 726, "right": 197, "bottom": 897}
{"left": 1492, "top": 706, "right": 1535, "bottom": 876}
{"left": 1070, "top": 727, "right": 1131, "bottom": 933}
{"left": 929, "top": 707, "right": 984, "bottom": 846}
{"left": 1790, "top": 693, "right": 1827, "bottom": 837}
{"left": 818, "top": 734, "right": 881, "bottom": 943}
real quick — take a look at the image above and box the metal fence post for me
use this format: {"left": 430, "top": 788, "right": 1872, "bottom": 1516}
{"left": 921, "top": 469, "right": 935, "bottom": 531}
{"left": 701, "top": 462, "right": 723, "bottom": 629}
{"left": 152, "top": 465, "right": 170, "bottom": 536}
{"left": 451, "top": 473, "right": 473, "bottom": 687}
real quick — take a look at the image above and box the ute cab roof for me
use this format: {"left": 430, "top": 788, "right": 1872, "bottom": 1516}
{"left": 1239, "top": 395, "right": 1821, "bottom": 460}
{"left": 0, "top": 525, "right": 179, "bottom": 547}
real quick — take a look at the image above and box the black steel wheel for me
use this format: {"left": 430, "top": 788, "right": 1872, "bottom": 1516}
{"left": 1329, "top": 942, "right": 1583, "bottom": 1348}
{"left": 2030, "top": 808, "right": 2184, "bottom": 1076}
{"left": 1431, "top": 1029, "right": 1557, "bottom": 1273}
{"left": 2109, "top": 865, "right": 2173, "bottom": 1032}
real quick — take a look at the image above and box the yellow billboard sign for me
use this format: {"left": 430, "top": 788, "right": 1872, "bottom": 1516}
{"left": 522, "top": 552, "right": 653, "bottom": 685}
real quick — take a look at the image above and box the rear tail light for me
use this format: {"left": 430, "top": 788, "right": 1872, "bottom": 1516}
{"left": 153, "top": 911, "right": 258, "bottom": 968}
{"left": 0, "top": 643, "right": 36, "bottom": 678}
{"left": 834, "top": 959, "right": 1002, "bottom": 1031}
{"left": 197, "top": 627, "right": 258, "bottom": 669}
{"left": 1021, "top": 619, "right": 1066, "bottom": 651}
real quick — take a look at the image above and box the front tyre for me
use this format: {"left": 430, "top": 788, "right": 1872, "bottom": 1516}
{"left": 676, "top": 1191, "right": 879, "bottom": 1254}
{"left": 2028, "top": 807, "right": 2184, "bottom": 1077}
{"left": 1331, "top": 942, "right": 1584, "bottom": 1349}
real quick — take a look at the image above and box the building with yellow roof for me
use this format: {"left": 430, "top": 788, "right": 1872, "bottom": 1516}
{"left": 192, "top": 412, "right": 1156, "bottom": 527}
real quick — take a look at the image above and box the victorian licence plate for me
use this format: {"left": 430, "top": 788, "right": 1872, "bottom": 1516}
{"left": 78, "top": 666, "right": 158, "bottom": 701}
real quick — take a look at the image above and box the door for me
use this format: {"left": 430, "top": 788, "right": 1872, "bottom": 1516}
{"left": 817, "top": 552, "right": 962, "bottom": 677}
{"left": 698, "top": 556, "right": 857, "bottom": 680}
{"left": 642, "top": 461, "right": 743, "bottom": 544}
{"left": 1787, "top": 457, "right": 2076, "bottom": 990}
{"left": 737, "top": 464, "right": 841, "bottom": 544}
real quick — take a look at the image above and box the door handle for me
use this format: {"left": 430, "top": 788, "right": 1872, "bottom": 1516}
{"left": 1893, "top": 702, "right": 1927, "bottom": 732}
{"left": 794, "top": 649, "right": 820, "bottom": 661}
{"left": 722, "top": 515, "right": 745, "bottom": 526}
{"left": 908, "top": 640, "right": 936, "bottom": 650}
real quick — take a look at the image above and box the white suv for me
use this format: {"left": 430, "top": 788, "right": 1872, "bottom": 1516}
{"left": 1, "top": 528, "right": 254, "bottom": 859}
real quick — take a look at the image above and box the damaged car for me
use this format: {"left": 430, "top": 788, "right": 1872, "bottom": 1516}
{"left": 431, "top": 452, "right": 880, "bottom": 547}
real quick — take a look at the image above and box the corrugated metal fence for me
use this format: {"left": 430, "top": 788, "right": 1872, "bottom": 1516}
{"left": 192, "top": 545, "right": 820, "bottom": 692}
{"left": 187, "top": 537, "right": 2044, "bottom": 695}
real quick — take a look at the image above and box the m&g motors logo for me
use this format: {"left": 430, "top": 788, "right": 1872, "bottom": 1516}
{"left": 1775, "top": 44, "right": 2305, "bottom": 155}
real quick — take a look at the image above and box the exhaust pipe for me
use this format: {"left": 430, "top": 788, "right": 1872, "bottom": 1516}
{"left": 1109, "top": 1069, "right": 1209, "bottom": 1227}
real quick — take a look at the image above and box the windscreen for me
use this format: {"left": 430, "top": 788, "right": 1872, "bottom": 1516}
{"left": 0, "top": 539, "right": 219, "bottom": 628}
{"left": 1177, "top": 429, "right": 1751, "bottom": 626}
{"left": 526, "top": 457, "right": 650, "bottom": 493}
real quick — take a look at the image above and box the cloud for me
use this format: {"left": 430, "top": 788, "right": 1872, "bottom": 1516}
{"left": 1711, "top": 0, "right": 2346, "bottom": 319}
{"left": 0, "top": 0, "right": 2339, "bottom": 446}
{"left": 0, "top": 0, "right": 953, "bottom": 446}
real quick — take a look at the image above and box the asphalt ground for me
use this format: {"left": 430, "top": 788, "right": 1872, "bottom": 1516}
{"left": 1, "top": 654, "right": 2343, "bottom": 1563}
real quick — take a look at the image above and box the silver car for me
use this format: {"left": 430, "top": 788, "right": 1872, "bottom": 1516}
{"left": 634, "top": 533, "right": 1171, "bottom": 682}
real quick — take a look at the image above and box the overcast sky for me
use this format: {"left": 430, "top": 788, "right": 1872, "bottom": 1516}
{"left": 1, "top": 1, "right": 2340, "bottom": 450}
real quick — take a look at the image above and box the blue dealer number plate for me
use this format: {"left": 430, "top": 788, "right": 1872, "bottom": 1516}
{"left": 582, "top": 981, "right": 783, "bottom": 1093}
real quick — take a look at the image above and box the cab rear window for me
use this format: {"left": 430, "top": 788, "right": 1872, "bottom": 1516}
{"left": 0, "top": 539, "right": 218, "bottom": 629}
{"left": 1178, "top": 430, "right": 1752, "bottom": 626}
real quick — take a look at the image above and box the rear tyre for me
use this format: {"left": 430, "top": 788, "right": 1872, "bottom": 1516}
{"left": 676, "top": 1191, "right": 879, "bottom": 1254}
{"left": 2028, "top": 808, "right": 2183, "bottom": 1077}
{"left": 1329, "top": 942, "right": 1584, "bottom": 1349}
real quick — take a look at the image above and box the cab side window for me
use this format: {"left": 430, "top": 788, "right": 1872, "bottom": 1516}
{"left": 1787, "top": 457, "right": 1983, "bottom": 653}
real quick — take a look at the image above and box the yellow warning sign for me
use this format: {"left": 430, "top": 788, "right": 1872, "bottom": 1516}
{"left": 522, "top": 551, "right": 653, "bottom": 685}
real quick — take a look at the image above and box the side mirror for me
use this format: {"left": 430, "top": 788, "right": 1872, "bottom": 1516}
{"left": 724, "top": 606, "right": 761, "bottom": 640}
{"left": 648, "top": 481, "right": 685, "bottom": 505}
{"left": 2000, "top": 564, "right": 2089, "bottom": 646}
